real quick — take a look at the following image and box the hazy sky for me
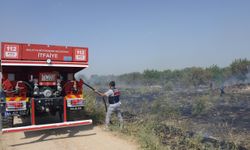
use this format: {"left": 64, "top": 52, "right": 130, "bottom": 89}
{"left": 0, "top": 0, "right": 250, "bottom": 76}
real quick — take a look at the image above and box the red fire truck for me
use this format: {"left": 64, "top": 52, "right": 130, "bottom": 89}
{"left": 0, "top": 42, "right": 92, "bottom": 133}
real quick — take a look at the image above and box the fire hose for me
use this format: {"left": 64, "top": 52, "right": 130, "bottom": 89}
{"left": 83, "top": 82, "right": 108, "bottom": 112}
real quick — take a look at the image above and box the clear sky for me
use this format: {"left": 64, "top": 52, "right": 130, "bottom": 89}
{"left": 0, "top": 0, "right": 250, "bottom": 76}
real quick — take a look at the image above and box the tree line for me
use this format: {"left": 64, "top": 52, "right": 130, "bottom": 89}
{"left": 88, "top": 58, "right": 250, "bottom": 89}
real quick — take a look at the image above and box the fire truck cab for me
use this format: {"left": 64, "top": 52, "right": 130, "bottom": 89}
{"left": 0, "top": 42, "right": 92, "bottom": 133}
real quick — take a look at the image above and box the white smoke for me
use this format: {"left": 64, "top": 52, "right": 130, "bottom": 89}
{"left": 74, "top": 69, "right": 85, "bottom": 81}
{"left": 223, "top": 65, "right": 250, "bottom": 86}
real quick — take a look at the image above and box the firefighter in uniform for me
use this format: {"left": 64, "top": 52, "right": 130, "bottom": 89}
{"left": 95, "top": 81, "right": 123, "bottom": 129}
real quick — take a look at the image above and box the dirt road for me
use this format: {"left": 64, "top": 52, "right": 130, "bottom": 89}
{"left": 0, "top": 126, "right": 138, "bottom": 150}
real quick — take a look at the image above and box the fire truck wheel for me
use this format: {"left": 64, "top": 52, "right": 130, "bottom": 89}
{"left": 2, "top": 115, "right": 14, "bottom": 128}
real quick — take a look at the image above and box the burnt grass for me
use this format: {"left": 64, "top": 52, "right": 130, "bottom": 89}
{"left": 120, "top": 86, "right": 250, "bottom": 149}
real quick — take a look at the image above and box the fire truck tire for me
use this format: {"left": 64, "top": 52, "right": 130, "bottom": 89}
{"left": 2, "top": 115, "right": 14, "bottom": 128}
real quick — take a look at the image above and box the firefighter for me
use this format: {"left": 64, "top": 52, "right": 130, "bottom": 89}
{"left": 220, "top": 85, "right": 225, "bottom": 96}
{"left": 95, "top": 81, "right": 123, "bottom": 129}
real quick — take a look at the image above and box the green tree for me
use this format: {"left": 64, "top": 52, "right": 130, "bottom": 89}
{"left": 206, "top": 65, "right": 222, "bottom": 81}
{"left": 189, "top": 67, "right": 210, "bottom": 87}
{"left": 143, "top": 70, "right": 161, "bottom": 85}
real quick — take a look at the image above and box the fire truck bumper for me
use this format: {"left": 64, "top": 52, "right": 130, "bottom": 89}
{"left": 1, "top": 119, "right": 92, "bottom": 134}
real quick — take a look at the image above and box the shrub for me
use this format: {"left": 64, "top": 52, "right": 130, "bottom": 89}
{"left": 84, "top": 92, "right": 105, "bottom": 124}
{"left": 191, "top": 95, "right": 211, "bottom": 116}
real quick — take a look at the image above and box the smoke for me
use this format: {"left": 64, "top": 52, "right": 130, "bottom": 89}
{"left": 74, "top": 69, "right": 86, "bottom": 81}
{"left": 85, "top": 74, "right": 145, "bottom": 89}
{"left": 245, "top": 72, "right": 250, "bottom": 83}
{"left": 223, "top": 66, "right": 250, "bottom": 86}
